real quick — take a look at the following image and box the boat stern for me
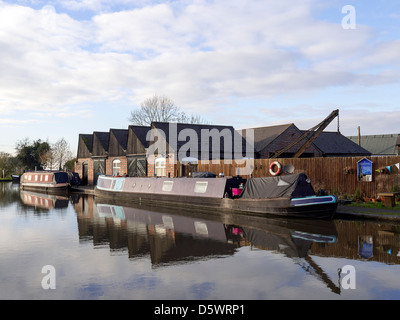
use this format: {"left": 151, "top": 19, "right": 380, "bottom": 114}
{"left": 290, "top": 195, "right": 338, "bottom": 219}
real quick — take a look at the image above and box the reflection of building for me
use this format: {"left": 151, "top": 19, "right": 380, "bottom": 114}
{"left": 310, "top": 220, "right": 400, "bottom": 265}
{"left": 72, "top": 195, "right": 400, "bottom": 267}
{"left": 75, "top": 197, "right": 236, "bottom": 265}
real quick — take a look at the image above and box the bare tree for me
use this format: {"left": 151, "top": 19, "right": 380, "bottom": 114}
{"left": 129, "top": 94, "right": 208, "bottom": 126}
{"left": 52, "top": 138, "right": 72, "bottom": 170}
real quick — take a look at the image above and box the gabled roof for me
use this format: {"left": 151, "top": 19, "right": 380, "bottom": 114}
{"left": 77, "top": 134, "right": 93, "bottom": 158}
{"left": 245, "top": 123, "right": 294, "bottom": 152}
{"left": 311, "top": 131, "right": 371, "bottom": 156}
{"left": 92, "top": 131, "right": 110, "bottom": 156}
{"left": 150, "top": 122, "right": 236, "bottom": 159}
{"left": 79, "top": 134, "right": 93, "bottom": 153}
{"left": 110, "top": 129, "right": 128, "bottom": 151}
{"left": 347, "top": 134, "right": 400, "bottom": 155}
{"left": 129, "top": 125, "right": 151, "bottom": 149}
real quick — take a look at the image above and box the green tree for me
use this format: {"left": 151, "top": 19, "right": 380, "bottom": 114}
{"left": 64, "top": 158, "right": 76, "bottom": 171}
{"left": 15, "top": 138, "right": 51, "bottom": 171}
{"left": 0, "top": 152, "right": 20, "bottom": 179}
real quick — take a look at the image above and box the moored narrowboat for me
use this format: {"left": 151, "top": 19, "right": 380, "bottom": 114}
{"left": 94, "top": 173, "right": 338, "bottom": 219}
{"left": 20, "top": 171, "right": 70, "bottom": 193}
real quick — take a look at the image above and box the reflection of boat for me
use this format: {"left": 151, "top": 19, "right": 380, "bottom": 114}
{"left": 20, "top": 171, "right": 70, "bottom": 193}
{"left": 236, "top": 224, "right": 340, "bottom": 294}
{"left": 20, "top": 190, "right": 69, "bottom": 210}
{"left": 96, "top": 203, "right": 229, "bottom": 243}
{"left": 95, "top": 173, "right": 337, "bottom": 219}
{"left": 90, "top": 201, "right": 235, "bottom": 264}
{"left": 77, "top": 196, "right": 338, "bottom": 272}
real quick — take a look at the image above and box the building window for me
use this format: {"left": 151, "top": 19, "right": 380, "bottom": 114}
{"left": 113, "top": 159, "right": 121, "bottom": 176}
{"left": 155, "top": 157, "right": 166, "bottom": 177}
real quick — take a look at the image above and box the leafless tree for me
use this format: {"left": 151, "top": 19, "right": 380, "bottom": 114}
{"left": 129, "top": 94, "right": 208, "bottom": 126}
{"left": 52, "top": 138, "right": 73, "bottom": 170}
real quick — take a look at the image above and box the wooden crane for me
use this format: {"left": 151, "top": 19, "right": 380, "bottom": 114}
{"left": 270, "top": 109, "right": 339, "bottom": 159}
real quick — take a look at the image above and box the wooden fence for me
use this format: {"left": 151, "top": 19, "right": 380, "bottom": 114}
{"left": 198, "top": 156, "right": 400, "bottom": 197}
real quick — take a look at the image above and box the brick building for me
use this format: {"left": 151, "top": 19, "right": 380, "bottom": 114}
{"left": 146, "top": 122, "right": 239, "bottom": 178}
{"left": 75, "top": 121, "right": 370, "bottom": 185}
{"left": 75, "top": 126, "right": 150, "bottom": 185}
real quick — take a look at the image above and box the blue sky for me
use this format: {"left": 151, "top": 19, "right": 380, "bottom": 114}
{"left": 1, "top": 0, "right": 400, "bottom": 156}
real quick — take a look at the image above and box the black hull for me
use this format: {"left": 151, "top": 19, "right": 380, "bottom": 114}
{"left": 94, "top": 188, "right": 337, "bottom": 220}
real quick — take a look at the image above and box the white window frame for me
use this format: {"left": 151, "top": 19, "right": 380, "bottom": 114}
{"left": 162, "top": 181, "right": 174, "bottom": 192}
{"left": 113, "top": 159, "right": 121, "bottom": 176}
{"left": 155, "top": 157, "right": 166, "bottom": 177}
{"left": 194, "top": 181, "right": 208, "bottom": 193}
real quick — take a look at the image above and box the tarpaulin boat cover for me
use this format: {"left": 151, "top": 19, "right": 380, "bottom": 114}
{"left": 191, "top": 171, "right": 216, "bottom": 178}
{"left": 239, "top": 173, "right": 315, "bottom": 199}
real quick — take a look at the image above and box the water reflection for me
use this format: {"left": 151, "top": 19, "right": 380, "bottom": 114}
{"left": 69, "top": 194, "right": 344, "bottom": 293}
{"left": 7, "top": 181, "right": 400, "bottom": 299}
{"left": 20, "top": 190, "right": 69, "bottom": 210}
{"left": 15, "top": 186, "right": 400, "bottom": 269}
{"left": 0, "top": 181, "right": 20, "bottom": 207}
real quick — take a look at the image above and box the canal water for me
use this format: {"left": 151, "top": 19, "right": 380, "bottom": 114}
{"left": 1, "top": 181, "right": 400, "bottom": 300}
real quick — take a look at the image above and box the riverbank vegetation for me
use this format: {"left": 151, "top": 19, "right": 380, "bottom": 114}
{"left": 0, "top": 138, "right": 75, "bottom": 179}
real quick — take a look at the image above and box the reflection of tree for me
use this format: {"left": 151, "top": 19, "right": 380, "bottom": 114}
{"left": 0, "top": 183, "right": 20, "bottom": 207}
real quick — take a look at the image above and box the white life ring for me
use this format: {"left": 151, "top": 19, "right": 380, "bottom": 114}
{"left": 269, "top": 161, "right": 282, "bottom": 176}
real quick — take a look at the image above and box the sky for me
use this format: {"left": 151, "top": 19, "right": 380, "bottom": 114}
{"left": 1, "top": 0, "right": 400, "bottom": 156}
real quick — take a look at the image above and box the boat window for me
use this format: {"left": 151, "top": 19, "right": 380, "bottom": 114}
{"left": 194, "top": 181, "right": 208, "bottom": 193}
{"left": 45, "top": 175, "right": 49, "bottom": 182}
{"left": 155, "top": 157, "right": 166, "bottom": 177}
{"left": 162, "top": 181, "right": 174, "bottom": 192}
{"left": 113, "top": 159, "right": 121, "bottom": 176}
{"left": 35, "top": 175, "right": 38, "bottom": 181}
{"left": 28, "top": 175, "right": 32, "bottom": 181}
{"left": 55, "top": 172, "right": 69, "bottom": 183}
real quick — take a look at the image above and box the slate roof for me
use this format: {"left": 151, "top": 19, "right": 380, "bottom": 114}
{"left": 243, "top": 123, "right": 294, "bottom": 153}
{"left": 77, "top": 134, "right": 93, "bottom": 158}
{"left": 110, "top": 129, "right": 129, "bottom": 150}
{"left": 79, "top": 134, "right": 93, "bottom": 153}
{"left": 92, "top": 131, "right": 110, "bottom": 156}
{"left": 310, "top": 131, "right": 371, "bottom": 156}
{"left": 150, "top": 122, "right": 237, "bottom": 159}
{"left": 347, "top": 134, "right": 400, "bottom": 155}
{"left": 129, "top": 125, "right": 151, "bottom": 149}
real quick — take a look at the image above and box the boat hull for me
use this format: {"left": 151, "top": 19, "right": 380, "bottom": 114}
{"left": 20, "top": 183, "right": 69, "bottom": 194}
{"left": 94, "top": 176, "right": 337, "bottom": 219}
{"left": 20, "top": 171, "right": 70, "bottom": 194}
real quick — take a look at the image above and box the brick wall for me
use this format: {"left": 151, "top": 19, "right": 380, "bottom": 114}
{"left": 106, "top": 157, "right": 128, "bottom": 176}
{"left": 147, "top": 153, "right": 178, "bottom": 177}
{"left": 75, "top": 158, "right": 94, "bottom": 185}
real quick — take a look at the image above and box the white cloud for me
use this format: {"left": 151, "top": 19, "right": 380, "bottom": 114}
{"left": 0, "top": 0, "right": 400, "bottom": 151}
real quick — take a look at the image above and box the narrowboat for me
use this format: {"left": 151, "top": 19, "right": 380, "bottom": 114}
{"left": 94, "top": 173, "right": 338, "bottom": 219}
{"left": 20, "top": 171, "right": 70, "bottom": 193}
